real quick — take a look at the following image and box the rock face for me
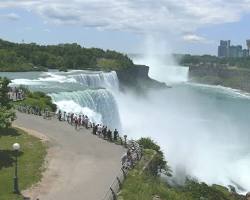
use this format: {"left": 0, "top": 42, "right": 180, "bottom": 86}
{"left": 116, "top": 64, "right": 166, "bottom": 91}
{"left": 189, "top": 64, "right": 250, "bottom": 92}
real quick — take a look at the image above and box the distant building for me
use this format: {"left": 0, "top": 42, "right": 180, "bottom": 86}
{"left": 247, "top": 40, "right": 250, "bottom": 50}
{"left": 243, "top": 49, "right": 249, "bottom": 57}
{"left": 229, "top": 45, "right": 242, "bottom": 58}
{"left": 218, "top": 40, "right": 230, "bottom": 58}
{"left": 218, "top": 40, "right": 249, "bottom": 58}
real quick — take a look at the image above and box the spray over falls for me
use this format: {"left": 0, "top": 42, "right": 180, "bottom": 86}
{"left": 50, "top": 89, "right": 121, "bottom": 129}
{"left": 6, "top": 65, "right": 250, "bottom": 194}
{"left": 10, "top": 70, "right": 121, "bottom": 130}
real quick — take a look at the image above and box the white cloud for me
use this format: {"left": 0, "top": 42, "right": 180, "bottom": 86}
{"left": 0, "top": 12, "right": 20, "bottom": 21}
{"left": 0, "top": 0, "right": 250, "bottom": 34}
{"left": 43, "top": 28, "right": 50, "bottom": 33}
{"left": 182, "top": 34, "right": 207, "bottom": 43}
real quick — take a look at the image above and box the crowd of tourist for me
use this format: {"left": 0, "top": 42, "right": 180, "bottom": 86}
{"left": 8, "top": 87, "right": 25, "bottom": 101}
{"left": 57, "top": 109, "right": 143, "bottom": 169}
{"left": 57, "top": 109, "right": 120, "bottom": 142}
{"left": 17, "top": 104, "right": 143, "bottom": 170}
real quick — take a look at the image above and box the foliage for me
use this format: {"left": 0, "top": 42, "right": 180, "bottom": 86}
{"left": 0, "top": 107, "right": 15, "bottom": 129}
{"left": 119, "top": 172, "right": 243, "bottom": 200}
{"left": 15, "top": 90, "right": 57, "bottom": 112}
{"left": 0, "top": 77, "right": 15, "bottom": 129}
{"left": 0, "top": 77, "right": 11, "bottom": 109}
{"left": 0, "top": 39, "right": 134, "bottom": 72}
{"left": 181, "top": 179, "right": 243, "bottom": 200}
{"left": 138, "top": 137, "right": 171, "bottom": 176}
{"left": 178, "top": 54, "right": 250, "bottom": 69}
{"left": 118, "top": 153, "right": 243, "bottom": 200}
{"left": 0, "top": 128, "right": 47, "bottom": 200}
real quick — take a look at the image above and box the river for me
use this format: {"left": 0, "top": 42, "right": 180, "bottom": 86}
{"left": 1, "top": 69, "right": 250, "bottom": 194}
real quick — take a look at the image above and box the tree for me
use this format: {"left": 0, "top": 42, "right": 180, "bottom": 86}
{"left": 0, "top": 77, "right": 15, "bottom": 129}
{"left": 138, "top": 137, "right": 172, "bottom": 176}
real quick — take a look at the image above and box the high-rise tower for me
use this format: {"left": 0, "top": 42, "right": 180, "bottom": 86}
{"left": 247, "top": 40, "right": 250, "bottom": 50}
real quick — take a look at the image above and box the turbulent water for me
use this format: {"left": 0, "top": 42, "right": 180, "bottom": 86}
{"left": 2, "top": 68, "right": 250, "bottom": 194}
{"left": 6, "top": 70, "right": 121, "bottom": 129}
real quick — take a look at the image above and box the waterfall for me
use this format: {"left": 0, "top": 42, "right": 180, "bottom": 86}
{"left": 72, "top": 71, "right": 119, "bottom": 90}
{"left": 148, "top": 65, "right": 189, "bottom": 83}
{"left": 10, "top": 70, "right": 122, "bottom": 130}
{"left": 50, "top": 89, "right": 121, "bottom": 130}
{"left": 133, "top": 55, "right": 189, "bottom": 83}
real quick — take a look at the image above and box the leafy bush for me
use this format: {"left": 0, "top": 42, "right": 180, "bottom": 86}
{"left": 0, "top": 77, "right": 15, "bottom": 129}
{"left": 138, "top": 137, "right": 171, "bottom": 176}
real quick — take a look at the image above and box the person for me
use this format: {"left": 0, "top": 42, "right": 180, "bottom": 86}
{"left": 97, "top": 124, "right": 102, "bottom": 136}
{"left": 102, "top": 126, "right": 107, "bottom": 139}
{"left": 107, "top": 129, "right": 112, "bottom": 141}
{"left": 92, "top": 123, "right": 96, "bottom": 134}
{"left": 85, "top": 116, "right": 89, "bottom": 128}
{"left": 58, "top": 110, "right": 62, "bottom": 121}
{"left": 70, "top": 113, "right": 74, "bottom": 125}
{"left": 121, "top": 153, "right": 127, "bottom": 166}
{"left": 63, "top": 111, "right": 66, "bottom": 121}
{"left": 67, "top": 113, "right": 70, "bottom": 123}
{"left": 74, "top": 116, "right": 78, "bottom": 130}
{"left": 87, "top": 120, "right": 92, "bottom": 129}
{"left": 126, "top": 149, "right": 133, "bottom": 168}
{"left": 114, "top": 129, "right": 118, "bottom": 141}
{"left": 78, "top": 115, "right": 82, "bottom": 127}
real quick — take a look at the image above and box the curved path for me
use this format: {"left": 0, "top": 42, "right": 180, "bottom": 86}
{"left": 14, "top": 112, "right": 125, "bottom": 200}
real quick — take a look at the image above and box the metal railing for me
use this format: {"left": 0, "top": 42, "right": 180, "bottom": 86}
{"left": 16, "top": 106, "right": 145, "bottom": 200}
{"left": 102, "top": 168, "right": 128, "bottom": 200}
{"left": 102, "top": 143, "right": 143, "bottom": 200}
{"left": 16, "top": 105, "right": 56, "bottom": 120}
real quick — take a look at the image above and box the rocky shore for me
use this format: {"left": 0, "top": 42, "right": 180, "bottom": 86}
{"left": 189, "top": 64, "right": 250, "bottom": 93}
{"left": 116, "top": 64, "right": 166, "bottom": 91}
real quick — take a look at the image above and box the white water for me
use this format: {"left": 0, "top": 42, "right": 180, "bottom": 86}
{"left": 5, "top": 67, "right": 250, "bottom": 194}
{"left": 50, "top": 89, "right": 121, "bottom": 129}
{"left": 11, "top": 70, "right": 118, "bottom": 89}
{"left": 126, "top": 50, "right": 250, "bottom": 193}
{"left": 72, "top": 71, "right": 119, "bottom": 90}
{"left": 52, "top": 100, "right": 103, "bottom": 124}
{"left": 10, "top": 70, "right": 121, "bottom": 130}
{"left": 134, "top": 55, "right": 189, "bottom": 83}
{"left": 117, "top": 83, "right": 250, "bottom": 194}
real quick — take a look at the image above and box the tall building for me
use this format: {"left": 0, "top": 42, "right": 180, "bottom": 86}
{"left": 229, "top": 45, "right": 243, "bottom": 57}
{"left": 247, "top": 40, "right": 250, "bottom": 50}
{"left": 218, "top": 40, "right": 249, "bottom": 58}
{"left": 243, "top": 49, "right": 249, "bottom": 57}
{"left": 218, "top": 40, "right": 230, "bottom": 58}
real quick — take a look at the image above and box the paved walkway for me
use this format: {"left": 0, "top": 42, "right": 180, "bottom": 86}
{"left": 14, "top": 112, "right": 125, "bottom": 200}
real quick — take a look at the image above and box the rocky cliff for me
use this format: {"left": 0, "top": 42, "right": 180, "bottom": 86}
{"left": 189, "top": 64, "right": 250, "bottom": 92}
{"left": 116, "top": 64, "right": 166, "bottom": 91}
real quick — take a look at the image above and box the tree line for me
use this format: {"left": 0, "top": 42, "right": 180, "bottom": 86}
{"left": 177, "top": 54, "right": 250, "bottom": 69}
{"left": 0, "top": 39, "right": 134, "bottom": 72}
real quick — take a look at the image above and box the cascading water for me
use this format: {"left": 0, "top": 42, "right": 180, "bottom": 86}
{"left": 72, "top": 71, "right": 119, "bottom": 90}
{"left": 133, "top": 55, "right": 189, "bottom": 84}
{"left": 3, "top": 65, "right": 250, "bottom": 193}
{"left": 50, "top": 89, "right": 121, "bottom": 130}
{"left": 10, "top": 70, "right": 122, "bottom": 130}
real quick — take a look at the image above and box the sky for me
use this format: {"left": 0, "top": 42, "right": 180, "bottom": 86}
{"left": 0, "top": 0, "right": 250, "bottom": 55}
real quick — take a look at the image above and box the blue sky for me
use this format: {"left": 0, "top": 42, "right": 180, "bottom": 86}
{"left": 0, "top": 0, "right": 250, "bottom": 55}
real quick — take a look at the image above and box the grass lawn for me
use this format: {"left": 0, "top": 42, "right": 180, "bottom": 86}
{"left": 0, "top": 127, "right": 47, "bottom": 200}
